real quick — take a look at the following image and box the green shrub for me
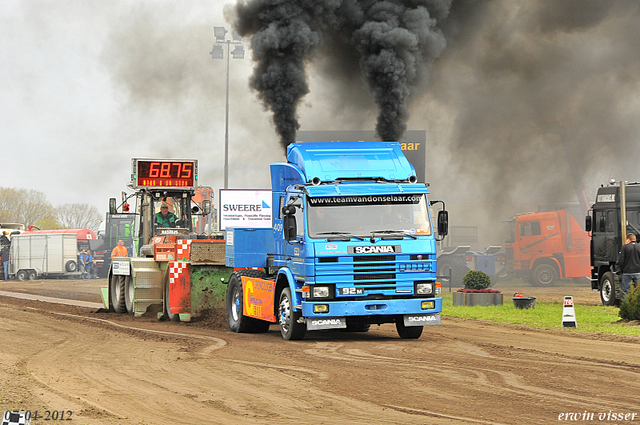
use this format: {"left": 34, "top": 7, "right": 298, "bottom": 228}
{"left": 462, "top": 270, "right": 492, "bottom": 290}
{"left": 619, "top": 283, "right": 640, "bottom": 321}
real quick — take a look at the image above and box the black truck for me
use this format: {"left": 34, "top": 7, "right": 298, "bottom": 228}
{"left": 586, "top": 181, "right": 640, "bottom": 306}
{"left": 89, "top": 213, "right": 136, "bottom": 278}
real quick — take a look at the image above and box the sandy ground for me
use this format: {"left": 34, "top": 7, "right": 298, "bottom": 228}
{"left": 0, "top": 278, "right": 638, "bottom": 424}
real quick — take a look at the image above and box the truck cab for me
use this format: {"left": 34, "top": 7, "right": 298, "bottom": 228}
{"left": 587, "top": 182, "right": 640, "bottom": 305}
{"left": 505, "top": 210, "right": 589, "bottom": 286}
{"left": 225, "top": 142, "right": 448, "bottom": 340}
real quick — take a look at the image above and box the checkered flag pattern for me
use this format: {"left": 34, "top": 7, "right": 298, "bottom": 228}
{"left": 168, "top": 262, "right": 188, "bottom": 284}
{"left": 176, "top": 239, "right": 192, "bottom": 260}
{"left": 1, "top": 411, "right": 31, "bottom": 425}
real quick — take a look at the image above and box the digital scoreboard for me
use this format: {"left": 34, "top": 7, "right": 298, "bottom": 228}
{"left": 131, "top": 159, "right": 198, "bottom": 190}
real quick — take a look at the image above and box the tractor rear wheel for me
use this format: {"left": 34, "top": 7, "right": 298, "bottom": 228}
{"left": 110, "top": 274, "right": 126, "bottom": 313}
{"left": 124, "top": 275, "right": 135, "bottom": 315}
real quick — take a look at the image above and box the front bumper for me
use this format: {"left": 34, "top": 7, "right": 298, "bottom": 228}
{"left": 301, "top": 296, "right": 442, "bottom": 318}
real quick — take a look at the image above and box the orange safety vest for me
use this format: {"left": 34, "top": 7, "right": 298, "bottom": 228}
{"left": 111, "top": 245, "right": 129, "bottom": 258}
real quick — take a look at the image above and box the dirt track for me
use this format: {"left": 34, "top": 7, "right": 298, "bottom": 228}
{"left": 1, "top": 279, "right": 639, "bottom": 424}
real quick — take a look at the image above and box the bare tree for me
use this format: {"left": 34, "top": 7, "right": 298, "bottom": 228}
{"left": 56, "top": 203, "right": 103, "bottom": 232}
{"left": 0, "top": 187, "right": 56, "bottom": 227}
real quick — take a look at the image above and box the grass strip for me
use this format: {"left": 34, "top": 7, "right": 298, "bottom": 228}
{"left": 440, "top": 293, "right": 640, "bottom": 337}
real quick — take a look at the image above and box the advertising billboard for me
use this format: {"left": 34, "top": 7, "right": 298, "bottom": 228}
{"left": 219, "top": 189, "right": 272, "bottom": 230}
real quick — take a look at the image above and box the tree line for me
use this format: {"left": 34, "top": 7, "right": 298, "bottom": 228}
{"left": 0, "top": 187, "right": 103, "bottom": 232}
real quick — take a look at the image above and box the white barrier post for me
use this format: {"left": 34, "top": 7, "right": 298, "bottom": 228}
{"left": 562, "top": 296, "right": 577, "bottom": 328}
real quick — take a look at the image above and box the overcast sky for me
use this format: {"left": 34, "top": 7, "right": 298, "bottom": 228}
{"left": 0, "top": 0, "right": 283, "bottom": 216}
{"left": 2, "top": 1, "right": 640, "bottom": 245}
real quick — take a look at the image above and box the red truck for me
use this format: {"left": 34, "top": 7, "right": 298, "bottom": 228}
{"left": 505, "top": 209, "right": 590, "bottom": 286}
{"left": 22, "top": 228, "right": 97, "bottom": 251}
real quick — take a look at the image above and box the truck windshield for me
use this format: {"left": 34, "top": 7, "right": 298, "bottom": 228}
{"left": 505, "top": 219, "right": 515, "bottom": 243}
{"left": 307, "top": 194, "right": 431, "bottom": 238}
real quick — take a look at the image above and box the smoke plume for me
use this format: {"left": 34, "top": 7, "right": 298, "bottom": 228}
{"left": 228, "top": 0, "right": 451, "bottom": 148}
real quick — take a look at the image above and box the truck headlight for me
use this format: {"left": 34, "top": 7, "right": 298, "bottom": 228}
{"left": 313, "top": 286, "right": 330, "bottom": 298}
{"left": 416, "top": 283, "right": 433, "bottom": 295}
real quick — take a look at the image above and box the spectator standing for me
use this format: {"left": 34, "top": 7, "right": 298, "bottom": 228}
{"left": 111, "top": 240, "right": 129, "bottom": 258}
{"left": 84, "top": 250, "right": 94, "bottom": 279}
{"left": 617, "top": 233, "right": 640, "bottom": 299}
{"left": 78, "top": 249, "right": 87, "bottom": 277}
{"left": 0, "top": 232, "right": 10, "bottom": 280}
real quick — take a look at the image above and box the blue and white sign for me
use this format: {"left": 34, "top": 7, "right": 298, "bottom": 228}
{"left": 219, "top": 189, "right": 272, "bottom": 230}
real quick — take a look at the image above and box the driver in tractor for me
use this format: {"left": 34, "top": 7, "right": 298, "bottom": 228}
{"left": 155, "top": 203, "right": 180, "bottom": 228}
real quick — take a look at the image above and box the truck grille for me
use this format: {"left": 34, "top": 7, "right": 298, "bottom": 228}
{"left": 314, "top": 252, "right": 434, "bottom": 295}
{"left": 353, "top": 255, "right": 396, "bottom": 283}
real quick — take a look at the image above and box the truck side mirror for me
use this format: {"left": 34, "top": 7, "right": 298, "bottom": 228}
{"left": 283, "top": 214, "right": 297, "bottom": 242}
{"left": 585, "top": 215, "right": 592, "bottom": 232}
{"left": 109, "top": 198, "right": 117, "bottom": 215}
{"left": 437, "top": 210, "right": 449, "bottom": 237}
{"left": 202, "top": 200, "right": 211, "bottom": 215}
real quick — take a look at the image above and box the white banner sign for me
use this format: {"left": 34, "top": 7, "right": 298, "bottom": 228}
{"left": 112, "top": 260, "right": 130, "bottom": 276}
{"left": 219, "top": 190, "right": 272, "bottom": 230}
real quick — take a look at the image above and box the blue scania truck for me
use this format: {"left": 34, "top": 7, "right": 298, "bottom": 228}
{"left": 224, "top": 141, "right": 448, "bottom": 340}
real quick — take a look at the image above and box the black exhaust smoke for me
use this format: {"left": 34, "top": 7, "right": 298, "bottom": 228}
{"left": 229, "top": 0, "right": 451, "bottom": 150}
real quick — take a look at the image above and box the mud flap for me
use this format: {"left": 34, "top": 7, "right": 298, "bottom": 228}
{"left": 403, "top": 313, "right": 441, "bottom": 327}
{"left": 306, "top": 317, "right": 347, "bottom": 331}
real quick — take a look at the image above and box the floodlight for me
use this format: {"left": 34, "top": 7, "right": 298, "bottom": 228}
{"left": 231, "top": 45, "right": 245, "bottom": 59}
{"left": 210, "top": 45, "right": 224, "bottom": 59}
{"left": 214, "top": 26, "right": 227, "bottom": 41}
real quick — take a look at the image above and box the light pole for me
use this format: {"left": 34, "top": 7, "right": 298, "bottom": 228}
{"left": 210, "top": 26, "right": 245, "bottom": 189}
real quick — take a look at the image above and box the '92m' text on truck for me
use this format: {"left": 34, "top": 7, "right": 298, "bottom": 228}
{"left": 224, "top": 142, "right": 449, "bottom": 340}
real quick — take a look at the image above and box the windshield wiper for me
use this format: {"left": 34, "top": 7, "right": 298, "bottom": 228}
{"left": 315, "top": 232, "right": 364, "bottom": 241}
{"left": 369, "top": 230, "right": 417, "bottom": 242}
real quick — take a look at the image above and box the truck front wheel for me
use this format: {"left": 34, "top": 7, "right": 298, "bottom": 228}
{"left": 278, "top": 287, "right": 306, "bottom": 340}
{"left": 531, "top": 263, "right": 557, "bottom": 286}
{"left": 600, "top": 271, "right": 618, "bottom": 306}
{"left": 396, "top": 320, "right": 423, "bottom": 339}
{"left": 226, "top": 271, "right": 271, "bottom": 333}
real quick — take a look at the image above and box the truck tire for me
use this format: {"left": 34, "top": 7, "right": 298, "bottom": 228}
{"left": 343, "top": 324, "right": 371, "bottom": 332}
{"left": 165, "top": 277, "right": 180, "bottom": 322}
{"left": 65, "top": 260, "right": 77, "bottom": 273}
{"left": 600, "top": 271, "right": 618, "bottom": 306}
{"left": 16, "top": 270, "right": 27, "bottom": 281}
{"left": 437, "top": 257, "right": 467, "bottom": 287}
{"left": 437, "top": 260, "right": 453, "bottom": 285}
{"left": 28, "top": 270, "right": 37, "bottom": 280}
{"left": 110, "top": 274, "right": 126, "bottom": 314}
{"left": 226, "top": 270, "right": 271, "bottom": 333}
{"left": 124, "top": 275, "right": 135, "bottom": 315}
{"left": 278, "top": 287, "right": 306, "bottom": 340}
{"left": 530, "top": 263, "right": 557, "bottom": 287}
{"left": 395, "top": 320, "right": 423, "bottom": 339}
